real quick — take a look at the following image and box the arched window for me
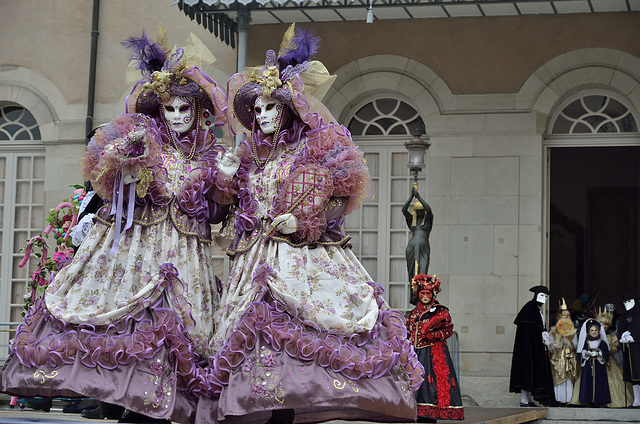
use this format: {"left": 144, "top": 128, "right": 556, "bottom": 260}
{"left": 348, "top": 98, "right": 424, "bottom": 136}
{"left": 550, "top": 92, "right": 638, "bottom": 135}
{"left": 344, "top": 97, "right": 427, "bottom": 313}
{"left": 0, "top": 104, "right": 42, "bottom": 141}
{"left": 0, "top": 103, "right": 45, "bottom": 348}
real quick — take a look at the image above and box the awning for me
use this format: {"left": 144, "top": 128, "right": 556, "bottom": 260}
{"left": 173, "top": 0, "right": 638, "bottom": 46}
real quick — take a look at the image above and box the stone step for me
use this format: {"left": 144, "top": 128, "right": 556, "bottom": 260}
{"left": 543, "top": 421, "right": 637, "bottom": 424}
{"left": 541, "top": 406, "right": 640, "bottom": 423}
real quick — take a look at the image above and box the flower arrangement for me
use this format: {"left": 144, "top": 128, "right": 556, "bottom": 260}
{"left": 19, "top": 185, "right": 86, "bottom": 314}
{"left": 45, "top": 185, "right": 86, "bottom": 244}
{"left": 81, "top": 113, "right": 166, "bottom": 203}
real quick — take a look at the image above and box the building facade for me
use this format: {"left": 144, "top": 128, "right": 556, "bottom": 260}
{"left": 2, "top": 0, "right": 640, "bottom": 406}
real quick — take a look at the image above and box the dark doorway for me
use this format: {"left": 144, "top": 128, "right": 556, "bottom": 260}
{"left": 549, "top": 146, "right": 640, "bottom": 322}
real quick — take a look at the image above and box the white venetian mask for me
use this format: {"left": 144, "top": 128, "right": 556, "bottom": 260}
{"left": 624, "top": 299, "right": 636, "bottom": 311}
{"left": 163, "top": 96, "right": 196, "bottom": 134}
{"left": 254, "top": 96, "right": 283, "bottom": 135}
{"left": 536, "top": 293, "right": 548, "bottom": 304}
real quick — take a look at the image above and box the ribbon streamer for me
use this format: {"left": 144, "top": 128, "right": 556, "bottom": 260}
{"left": 109, "top": 173, "right": 137, "bottom": 255}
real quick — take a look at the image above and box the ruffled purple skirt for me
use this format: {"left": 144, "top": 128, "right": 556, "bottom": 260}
{"left": 0, "top": 264, "right": 208, "bottom": 424}
{"left": 193, "top": 263, "right": 424, "bottom": 423}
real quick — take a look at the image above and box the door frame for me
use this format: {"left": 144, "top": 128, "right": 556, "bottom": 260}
{"left": 543, "top": 134, "right": 640, "bottom": 316}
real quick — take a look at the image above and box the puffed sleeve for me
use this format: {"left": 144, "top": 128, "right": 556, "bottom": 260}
{"left": 176, "top": 146, "right": 240, "bottom": 224}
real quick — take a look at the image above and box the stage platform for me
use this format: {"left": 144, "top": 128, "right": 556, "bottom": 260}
{"left": 5, "top": 404, "right": 640, "bottom": 424}
{"left": 0, "top": 405, "right": 547, "bottom": 424}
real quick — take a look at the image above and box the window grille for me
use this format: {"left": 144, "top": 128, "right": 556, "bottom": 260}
{"left": 345, "top": 98, "right": 427, "bottom": 312}
{"left": 0, "top": 104, "right": 44, "bottom": 359}
{"left": 348, "top": 98, "right": 424, "bottom": 136}
{"left": 551, "top": 93, "right": 638, "bottom": 134}
{"left": 0, "top": 105, "right": 42, "bottom": 141}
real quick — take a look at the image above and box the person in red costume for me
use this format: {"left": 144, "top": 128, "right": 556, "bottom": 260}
{"left": 407, "top": 275, "right": 464, "bottom": 422}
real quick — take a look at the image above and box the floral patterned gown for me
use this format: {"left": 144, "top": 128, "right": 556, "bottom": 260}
{"left": 0, "top": 113, "right": 234, "bottom": 424}
{"left": 195, "top": 119, "right": 424, "bottom": 423}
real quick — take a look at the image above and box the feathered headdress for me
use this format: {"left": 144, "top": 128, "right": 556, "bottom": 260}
{"left": 122, "top": 25, "right": 223, "bottom": 122}
{"left": 122, "top": 27, "right": 170, "bottom": 84}
{"left": 411, "top": 274, "right": 441, "bottom": 295}
{"left": 232, "top": 23, "right": 336, "bottom": 131}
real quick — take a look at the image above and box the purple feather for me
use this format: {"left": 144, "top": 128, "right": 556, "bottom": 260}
{"left": 121, "top": 32, "right": 167, "bottom": 78}
{"left": 278, "top": 27, "right": 320, "bottom": 70}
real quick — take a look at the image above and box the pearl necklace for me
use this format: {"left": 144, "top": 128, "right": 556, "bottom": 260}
{"left": 251, "top": 132, "right": 277, "bottom": 169}
{"left": 164, "top": 103, "right": 200, "bottom": 162}
{"left": 251, "top": 103, "right": 284, "bottom": 169}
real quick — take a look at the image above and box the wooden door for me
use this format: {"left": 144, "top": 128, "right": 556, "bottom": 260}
{"left": 587, "top": 187, "right": 640, "bottom": 306}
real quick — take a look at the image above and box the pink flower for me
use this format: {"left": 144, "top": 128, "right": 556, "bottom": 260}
{"left": 53, "top": 248, "right": 73, "bottom": 263}
{"left": 31, "top": 270, "right": 47, "bottom": 286}
{"left": 34, "top": 273, "right": 47, "bottom": 286}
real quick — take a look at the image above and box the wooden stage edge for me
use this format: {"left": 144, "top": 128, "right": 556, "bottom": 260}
{"left": 438, "top": 406, "right": 547, "bottom": 424}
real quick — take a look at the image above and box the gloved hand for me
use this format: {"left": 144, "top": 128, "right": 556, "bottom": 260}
{"left": 620, "top": 331, "right": 635, "bottom": 344}
{"left": 272, "top": 213, "right": 299, "bottom": 234}
{"left": 216, "top": 148, "right": 240, "bottom": 177}
{"left": 123, "top": 173, "right": 138, "bottom": 184}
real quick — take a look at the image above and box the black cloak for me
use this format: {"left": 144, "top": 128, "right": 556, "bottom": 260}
{"left": 509, "top": 299, "right": 555, "bottom": 405}
{"left": 618, "top": 299, "right": 640, "bottom": 383}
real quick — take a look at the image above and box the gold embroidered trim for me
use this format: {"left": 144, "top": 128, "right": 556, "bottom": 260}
{"left": 333, "top": 379, "right": 359, "bottom": 392}
{"left": 136, "top": 168, "right": 154, "bottom": 198}
{"left": 34, "top": 368, "right": 58, "bottom": 384}
{"left": 94, "top": 198, "right": 212, "bottom": 243}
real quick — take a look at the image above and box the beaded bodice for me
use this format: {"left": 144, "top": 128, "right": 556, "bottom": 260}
{"left": 249, "top": 140, "right": 305, "bottom": 218}
{"left": 161, "top": 146, "right": 198, "bottom": 195}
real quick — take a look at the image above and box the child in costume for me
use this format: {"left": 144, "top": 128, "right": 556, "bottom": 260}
{"left": 577, "top": 318, "right": 611, "bottom": 407}
{"left": 0, "top": 28, "right": 234, "bottom": 424}
{"left": 195, "top": 24, "right": 424, "bottom": 424}
{"left": 406, "top": 275, "right": 464, "bottom": 422}
{"left": 547, "top": 298, "right": 578, "bottom": 404}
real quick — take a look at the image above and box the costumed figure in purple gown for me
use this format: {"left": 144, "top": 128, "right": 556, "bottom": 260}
{"left": 194, "top": 25, "right": 424, "bottom": 424}
{"left": 577, "top": 318, "right": 611, "bottom": 406}
{"left": 0, "top": 28, "right": 235, "bottom": 423}
{"left": 406, "top": 275, "right": 464, "bottom": 422}
{"left": 509, "top": 285, "right": 555, "bottom": 407}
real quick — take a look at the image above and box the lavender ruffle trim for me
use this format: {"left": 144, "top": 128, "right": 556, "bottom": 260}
{"left": 10, "top": 263, "right": 424, "bottom": 401}
{"left": 197, "top": 263, "right": 424, "bottom": 397}
{"left": 11, "top": 264, "right": 206, "bottom": 396}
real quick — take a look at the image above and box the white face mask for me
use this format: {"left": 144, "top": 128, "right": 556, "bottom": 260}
{"left": 624, "top": 299, "right": 636, "bottom": 311}
{"left": 536, "top": 293, "right": 548, "bottom": 304}
{"left": 163, "top": 96, "right": 196, "bottom": 134}
{"left": 254, "top": 96, "right": 283, "bottom": 135}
